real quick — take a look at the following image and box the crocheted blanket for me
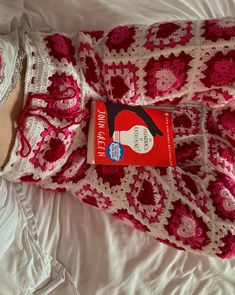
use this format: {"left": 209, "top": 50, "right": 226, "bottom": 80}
{"left": 1, "top": 18, "right": 235, "bottom": 258}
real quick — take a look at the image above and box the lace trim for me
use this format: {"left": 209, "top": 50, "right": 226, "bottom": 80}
{"left": 0, "top": 22, "right": 29, "bottom": 106}
{"left": 0, "top": 22, "right": 29, "bottom": 174}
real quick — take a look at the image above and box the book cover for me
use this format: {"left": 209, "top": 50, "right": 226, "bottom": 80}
{"left": 87, "top": 101, "right": 176, "bottom": 166}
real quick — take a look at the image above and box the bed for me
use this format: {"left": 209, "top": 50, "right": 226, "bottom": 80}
{"left": 0, "top": 0, "right": 235, "bottom": 294}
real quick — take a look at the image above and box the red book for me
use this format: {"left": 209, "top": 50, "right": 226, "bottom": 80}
{"left": 87, "top": 101, "right": 176, "bottom": 166}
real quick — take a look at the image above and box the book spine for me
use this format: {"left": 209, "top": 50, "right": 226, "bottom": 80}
{"left": 87, "top": 101, "right": 96, "bottom": 164}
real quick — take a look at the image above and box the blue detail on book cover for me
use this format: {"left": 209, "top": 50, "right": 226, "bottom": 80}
{"left": 107, "top": 142, "right": 124, "bottom": 162}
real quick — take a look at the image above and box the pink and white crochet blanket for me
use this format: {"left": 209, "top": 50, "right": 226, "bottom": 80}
{"left": 1, "top": 18, "right": 235, "bottom": 258}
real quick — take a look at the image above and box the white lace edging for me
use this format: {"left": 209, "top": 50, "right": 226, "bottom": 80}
{"left": 0, "top": 21, "right": 29, "bottom": 106}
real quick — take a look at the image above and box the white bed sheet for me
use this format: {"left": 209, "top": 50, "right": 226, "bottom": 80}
{"left": 1, "top": 0, "right": 235, "bottom": 294}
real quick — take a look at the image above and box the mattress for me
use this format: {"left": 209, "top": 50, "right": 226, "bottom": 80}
{"left": 0, "top": 0, "right": 235, "bottom": 294}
